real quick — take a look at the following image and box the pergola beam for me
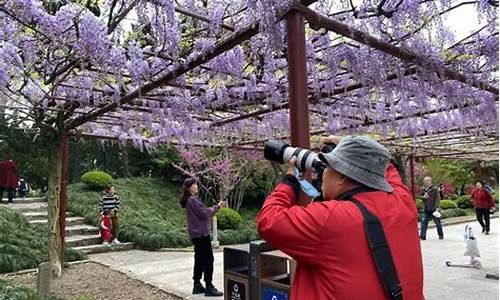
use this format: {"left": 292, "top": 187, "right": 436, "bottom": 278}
{"left": 66, "top": 0, "right": 319, "bottom": 130}
{"left": 296, "top": 4, "right": 499, "bottom": 95}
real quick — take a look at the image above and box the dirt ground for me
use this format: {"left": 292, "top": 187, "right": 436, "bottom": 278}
{"left": 2, "top": 262, "right": 181, "bottom": 300}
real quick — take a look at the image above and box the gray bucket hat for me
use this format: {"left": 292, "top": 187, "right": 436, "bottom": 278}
{"left": 318, "top": 136, "right": 393, "bottom": 193}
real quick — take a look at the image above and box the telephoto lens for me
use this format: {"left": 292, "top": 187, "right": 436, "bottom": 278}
{"left": 264, "top": 140, "right": 336, "bottom": 201}
{"left": 263, "top": 140, "right": 336, "bottom": 173}
{"left": 264, "top": 140, "right": 321, "bottom": 173}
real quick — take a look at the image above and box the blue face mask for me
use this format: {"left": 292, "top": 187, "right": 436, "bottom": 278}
{"left": 294, "top": 167, "right": 321, "bottom": 199}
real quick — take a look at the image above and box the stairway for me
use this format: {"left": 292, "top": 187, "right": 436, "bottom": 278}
{"left": 9, "top": 197, "right": 134, "bottom": 255}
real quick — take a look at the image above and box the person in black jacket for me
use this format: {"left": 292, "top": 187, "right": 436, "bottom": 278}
{"left": 419, "top": 177, "right": 443, "bottom": 240}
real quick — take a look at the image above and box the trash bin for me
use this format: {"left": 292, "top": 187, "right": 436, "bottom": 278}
{"left": 250, "top": 240, "right": 275, "bottom": 300}
{"left": 259, "top": 250, "right": 295, "bottom": 300}
{"left": 224, "top": 244, "right": 250, "bottom": 300}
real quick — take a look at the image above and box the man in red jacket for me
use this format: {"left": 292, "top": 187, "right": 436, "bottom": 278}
{"left": 0, "top": 151, "right": 19, "bottom": 205}
{"left": 471, "top": 181, "right": 495, "bottom": 235}
{"left": 257, "top": 135, "right": 424, "bottom": 300}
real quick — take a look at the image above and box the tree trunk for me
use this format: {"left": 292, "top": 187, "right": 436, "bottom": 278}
{"left": 121, "top": 144, "right": 131, "bottom": 178}
{"left": 70, "top": 140, "right": 81, "bottom": 183}
{"left": 47, "top": 134, "right": 63, "bottom": 277}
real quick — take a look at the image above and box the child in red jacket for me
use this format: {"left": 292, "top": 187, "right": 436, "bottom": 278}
{"left": 100, "top": 210, "right": 112, "bottom": 244}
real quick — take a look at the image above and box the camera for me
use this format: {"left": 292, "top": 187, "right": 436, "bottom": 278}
{"left": 263, "top": 140, "right": 336, "bottom": 200}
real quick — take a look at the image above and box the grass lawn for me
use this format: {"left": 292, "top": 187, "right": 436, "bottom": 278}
{"left": 0, "top": 207, "right": 85, "bottom": 274}
{"left": 67, "top": 177, "right": 259, "bottom": 250}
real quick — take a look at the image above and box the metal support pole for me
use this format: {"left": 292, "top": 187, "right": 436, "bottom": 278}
{"left": 287, "top": 10, "right": 311, "bottom": 205}
{"left": 59, "top": 133, "right": 69, "bottom": 266}
{"left": 409, "top": 155, "right": 416, "bottom": 201}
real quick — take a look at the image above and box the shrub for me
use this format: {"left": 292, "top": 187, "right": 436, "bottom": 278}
{"left": 0, "top": 207, "right": 86, "bottom": 274}
{"left": 440, "top": 200, "right": 458, "bottom": 210}
{"left": 81, "top": 171, "right": 113, "bottom": 191}
{"left": 493, "top": 191, "right": 499, "bottom": 203}
{"left": 217, "top": 208, "right": 243, "bottom": 230}
{"left": 456, "top": 195, "right": 473, "bottom": 209}
{"left": 416, "top": 197, "right": 424, "bottom": 211}
{"left": 0, "top": 278, "right": 62, "bottom": 300}
{"left": 440, "top": 208, "right": 467, "bottom": 219}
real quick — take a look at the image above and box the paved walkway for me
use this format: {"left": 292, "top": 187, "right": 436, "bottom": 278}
{"left": 90, "top": 250, "right": 223, "bottom": 300}
{"left": 89, "top": 219, "right": 498, "bottom": 300}
{"left": 421, "top": 219, "right": 498, "bottom": 300}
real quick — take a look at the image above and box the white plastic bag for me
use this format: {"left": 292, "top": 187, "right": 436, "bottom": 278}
{"left": 464, "top": 225, "right": 480, "bottom": 258}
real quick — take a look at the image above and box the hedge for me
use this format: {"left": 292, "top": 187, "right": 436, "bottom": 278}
{"left": 456, "top": 195, "right": 474, "bottom": 209}
{"left": 440, "top": 208, "right": 467, "bottom": 219}
{"left": 81, "top": 171, "right": 113, "bottom": 191}
{"left": 440, "top": 199, "right": 458, "bottom": 210}
{"left": 217, "top": 208, "right": 243, "bottom": 230}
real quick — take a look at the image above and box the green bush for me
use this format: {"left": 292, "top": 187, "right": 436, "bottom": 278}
{"left": 456, "top": 195, "right": 474, "bottom": 209}
{"left": 81, "top": 171, "right": 113, "bottom": 191}
{"left": 440, "top": 199, "right": 458, "bottom": 210}
{"left": 493, "top": 191, "right": 499, "bottom": 203}
{"left": 0, "top": 278, "right": 63, "bottom": 300}
{"left": 416, "top": 197, "right": 424, "bottom": 211}
{"left": 217, "top": 208, "right": 243, "bottom": 230}
{"left": 0, "top": 207, "right": 86, "bottom": 274}
{"left": 440, "top": 208, "right": 467, "bottom": 219}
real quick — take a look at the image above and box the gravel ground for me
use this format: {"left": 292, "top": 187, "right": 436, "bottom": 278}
{"left": 2, "top": 262, "right": 181, "bottom": 300}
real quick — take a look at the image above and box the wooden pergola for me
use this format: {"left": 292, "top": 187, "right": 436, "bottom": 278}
{"left": 0, "top": 0, "right": 498, "bottom": 269}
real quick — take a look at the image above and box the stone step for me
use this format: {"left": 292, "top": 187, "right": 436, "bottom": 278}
{"left": 10, "top": 197, "right": 46, "bottom": 204}
{"left": 24, "top": 211, "right": 74, "bottom": 221}
{"left": 29, "top": 217, "right": 87, "bottom": 227}
{"left": 10, "top": 202, "right": 47, "bottom": 212}
{"left": 66, "top": 234, "right": 101, "bottom": 247}
{"left": 74, "top": 242, "right": 135, "bottom": 255}
{"left": 65, "top": 224, "right": 99, "bottom": 236}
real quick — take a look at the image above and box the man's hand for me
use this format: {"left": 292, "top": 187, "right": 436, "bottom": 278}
{"left": 287, "top": 156, "right": 298, "bottom": 176}
{"left": 320, "top": 135, "right": 343, "bottom": 148}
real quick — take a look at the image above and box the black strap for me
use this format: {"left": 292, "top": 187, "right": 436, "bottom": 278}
{"left": 340, "top": 187, "right": 403, "bottom": 300}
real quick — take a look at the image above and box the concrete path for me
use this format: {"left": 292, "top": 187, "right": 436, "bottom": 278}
{"left": 89, "top": 219, "right": 498, "bottom": 300}
{"left": 422, "top": 219, "right": 498, "bottom": 300}
{"left": 90, "top": 250, "right": 223, "bottom": 300}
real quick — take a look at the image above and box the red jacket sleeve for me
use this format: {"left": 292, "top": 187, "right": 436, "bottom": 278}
{"left": 386, "top": 163, "right": 407, "bottom": 190}
{"left": 256, "top": 183, "right": 331, "bottom": 265}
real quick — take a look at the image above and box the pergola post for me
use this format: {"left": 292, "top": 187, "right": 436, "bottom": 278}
{"left": 287, "top": 9, "right": 311, "bottom": 204}
{"left": 59, "top": 132, "right": 69, "bottom": 266}
{"left": 409, "top": 154, "right": 416, "bottom": 201}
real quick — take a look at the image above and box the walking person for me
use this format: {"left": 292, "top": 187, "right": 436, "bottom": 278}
{"left": 180, "top": 178, "right": 224, "bottom": 297}
{"left": 0, "top": 151, "right": 18, "bottom": 205}
{"left": 471, "top": 181, "right": 495, "bottom": 235}
{"left": 18, "top": 177, "right": 29, "bottom": 200}
{"left": 98, "top": 185, "right": 121, "bottom": 244}
{"left": 419, "top": 176, "right": 444, "bottom": 240}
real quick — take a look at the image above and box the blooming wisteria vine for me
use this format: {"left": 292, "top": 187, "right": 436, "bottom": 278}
{"left": 0, "top": 0, "right": 497, "bottom": 153}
